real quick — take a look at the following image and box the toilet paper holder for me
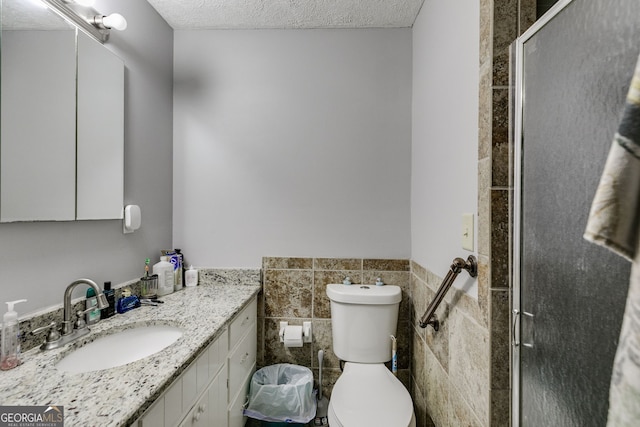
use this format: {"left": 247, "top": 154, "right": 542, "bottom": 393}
{"left": 279, "top": 321, "right": 312, "bottom": 344}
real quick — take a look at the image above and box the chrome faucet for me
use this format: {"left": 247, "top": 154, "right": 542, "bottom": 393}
{"left": 33, "top": 278, "right": 109, "bottom": 350}
{"left": 62, "top": 278, "right": 108, "bottom": 335}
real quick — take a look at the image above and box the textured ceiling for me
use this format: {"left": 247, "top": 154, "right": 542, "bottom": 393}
{"left": 2, "top": 0, "right": 72, "bottom": 30}
{"left": 146, "top": 0, "right": 425, "bottom": 30}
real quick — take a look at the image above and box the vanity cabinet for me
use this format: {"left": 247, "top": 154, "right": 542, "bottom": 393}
{"left": 135, "top": 297, "right": 257, "bottom": 427}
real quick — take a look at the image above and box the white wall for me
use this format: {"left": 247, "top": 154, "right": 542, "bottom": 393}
{"left": 173, "top": 29, "right": 412, "bottom": 268}
{"left": 411, "top": 0, "right": 479, "bottom": 292}
{"left": 0, "top": 0, "right": 174, "bottom": 315}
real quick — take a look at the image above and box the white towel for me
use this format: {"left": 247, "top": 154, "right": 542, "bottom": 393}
{"left": 585, "top": 54, "right": 640, "bottom": 427}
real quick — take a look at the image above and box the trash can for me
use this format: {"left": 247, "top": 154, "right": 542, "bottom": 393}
{"left": 244, "top": 364, "right": 317, "bottom": 426}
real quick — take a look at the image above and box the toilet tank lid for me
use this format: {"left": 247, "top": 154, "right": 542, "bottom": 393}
{"left": 326, "top": 283, "right": 401, "bottom": 304}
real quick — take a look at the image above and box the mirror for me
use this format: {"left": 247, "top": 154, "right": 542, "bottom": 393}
{"left": 0, "top": 0, "right": 124, "bottom": 222}
{"left": 1, "top": 0, "right": 77, "bottom": 221}
{"left": 76, "top": 32, "right": 124, "bottom": 220}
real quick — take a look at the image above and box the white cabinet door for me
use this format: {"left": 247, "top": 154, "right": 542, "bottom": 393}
{"left": 164, "top": 377, "right": 183, "bottom": 427}
{"left": 209, "top": 368, "right": 228, "bottom": 427}
{"left": 180, "top": 367, "right": 229, "bottom": 427}
{"left": 137, "top": 396, "right": 164, "bottom": 427}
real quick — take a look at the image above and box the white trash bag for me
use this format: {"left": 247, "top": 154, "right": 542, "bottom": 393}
{"left": 243, "top": 364, "right": 317, "bottom": 424}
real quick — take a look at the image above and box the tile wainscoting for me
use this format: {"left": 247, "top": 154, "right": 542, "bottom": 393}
{"left": 410, "top": 259, "right": 494, "bottom": 427}
{"left": 259, "top": 257, "right": 412, "bottom": 398}
{"left": 259, "top": 256, "right": 505, "bottom": 427}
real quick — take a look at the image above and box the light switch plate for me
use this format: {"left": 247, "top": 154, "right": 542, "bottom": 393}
{"left": 462, "top": 213, "right": 474, "bottom": 251}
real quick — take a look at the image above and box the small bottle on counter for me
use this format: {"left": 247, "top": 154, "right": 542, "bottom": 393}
{"left": 101, "top": 281, "right": 116, "bottom": 319}
{"left": 85, "top": 288, "right": 100, "bottom": 325}
{"left": 185, "top": 265, "right": 198, "bottom": 287}
{"left": 161, "top": 250, "right": 183, "bottom": 291}
{"left": 140, "top": 258, "right": 158, "bottom": 299}
{"left": 175, "top": 249, "right": 186, "bottom": 287}
{"left": 154, "top": 256, "right": 174, "bottom": 296}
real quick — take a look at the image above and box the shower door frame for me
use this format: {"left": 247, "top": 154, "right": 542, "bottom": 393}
{"left": 511, "top": 1, "right": 574, "bottom": 426}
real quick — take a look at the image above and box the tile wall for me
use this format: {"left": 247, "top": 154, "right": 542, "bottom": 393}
{"left": 410, "top": 259, "right": 491, "bottom": 427}
{"left": 259, "top": 257, "right": 412, "bottom": 397}
{"left": 480, "top": 0, "right": 535, "bottom": 426}
{"left": 411, "top": 1, "right": 538, "bottom": 426}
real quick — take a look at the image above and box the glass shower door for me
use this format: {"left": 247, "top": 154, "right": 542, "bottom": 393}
{"left": 513, "top": 0, "right": 638, "bottom": 425}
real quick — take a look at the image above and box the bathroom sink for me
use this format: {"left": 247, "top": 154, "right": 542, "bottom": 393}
{"left": 55, "top": 325, "right": 183, "bottom": 373}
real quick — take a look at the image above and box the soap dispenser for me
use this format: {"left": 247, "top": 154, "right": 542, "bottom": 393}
{"left": 1, "top": 299, "right": 27, "bottom": 371}
{"left": 185, "top": 265, "right": 198, "bottom": 287}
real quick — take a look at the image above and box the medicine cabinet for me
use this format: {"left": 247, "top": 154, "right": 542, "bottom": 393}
{"left": 0, "top": 0, "right": 124, "bottom": 222}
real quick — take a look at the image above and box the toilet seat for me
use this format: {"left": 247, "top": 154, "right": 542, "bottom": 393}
{"left": 328, "top": 362, "right": 415, "bottom": 427}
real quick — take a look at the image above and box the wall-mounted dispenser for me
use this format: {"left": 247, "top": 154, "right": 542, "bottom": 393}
{"left": 123, "top": 205, "right": 141, "bottom": 234}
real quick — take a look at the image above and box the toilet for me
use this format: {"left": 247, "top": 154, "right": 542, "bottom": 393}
{"left": 326, "top": 283, "right": 416, "bottom": 427}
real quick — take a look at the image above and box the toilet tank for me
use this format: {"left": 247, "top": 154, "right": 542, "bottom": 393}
{"left": 326, "top": 283, "right": 401, "bottom": 363}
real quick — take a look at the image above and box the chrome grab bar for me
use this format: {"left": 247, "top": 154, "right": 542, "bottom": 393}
{"left": 418, "top": 255, "right": 478, "bottom": 331}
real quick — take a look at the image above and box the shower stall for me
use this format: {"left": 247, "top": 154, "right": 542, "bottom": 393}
{"left": 512, "top": 0, "right": 639, "bottom": 425}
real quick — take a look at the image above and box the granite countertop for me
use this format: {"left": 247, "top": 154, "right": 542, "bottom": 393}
{"left": 0, "top": 282, "right": 261, "bottom": 427}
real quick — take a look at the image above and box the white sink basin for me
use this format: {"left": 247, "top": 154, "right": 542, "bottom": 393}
{"left": 56, "top": 325, "right": 183, "bottom": 373}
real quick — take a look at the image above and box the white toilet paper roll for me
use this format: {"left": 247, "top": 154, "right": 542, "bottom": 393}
{"left": 283, "top": 325, "right": 304, "bottom": 347}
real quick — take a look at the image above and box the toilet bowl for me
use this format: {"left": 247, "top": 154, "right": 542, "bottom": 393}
{"left": 327, "top": 363, "right": 416, "bottom": 427}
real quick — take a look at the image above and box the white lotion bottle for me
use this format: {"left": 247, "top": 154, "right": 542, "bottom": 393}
{"left": 185, "top": 265, "right": 198, "bottom": 287}
{"left": 154, "top": 256, "right": 174, "bottom": 297}
{"left": 1, "top": 299, "right": 27, "bottom": 371}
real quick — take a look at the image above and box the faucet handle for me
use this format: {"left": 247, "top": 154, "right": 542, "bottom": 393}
{"left": 31, "top": 322, "right": 61, "bottom": 344}
{"left": 31, "top": 321, "right": 56, "bottom": 335}
{"left": 79, "top": 306, "right": 97, "bottom": 315}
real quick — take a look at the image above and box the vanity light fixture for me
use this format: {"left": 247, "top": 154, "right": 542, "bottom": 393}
{"left": 40, "top": 0, "right": 127, "bottom": 43}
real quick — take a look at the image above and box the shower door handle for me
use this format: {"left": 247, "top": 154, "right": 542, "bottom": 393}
{"left": 513, "top": 309, "right": 535, "bottom": 348}
{"left": 512, "top": 309, "right": 520, "bottom": 347}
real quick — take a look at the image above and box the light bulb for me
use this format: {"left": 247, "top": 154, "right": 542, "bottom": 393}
{"left": 102, "top": 13, "right": 127, "bottom": 31}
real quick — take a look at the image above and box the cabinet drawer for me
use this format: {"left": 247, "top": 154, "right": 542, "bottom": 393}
{"left": 228, "top": 322, "right": 257, "bottom": 400}
{"left": 229, "top": 298, "right": 256, "bottom": 351}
